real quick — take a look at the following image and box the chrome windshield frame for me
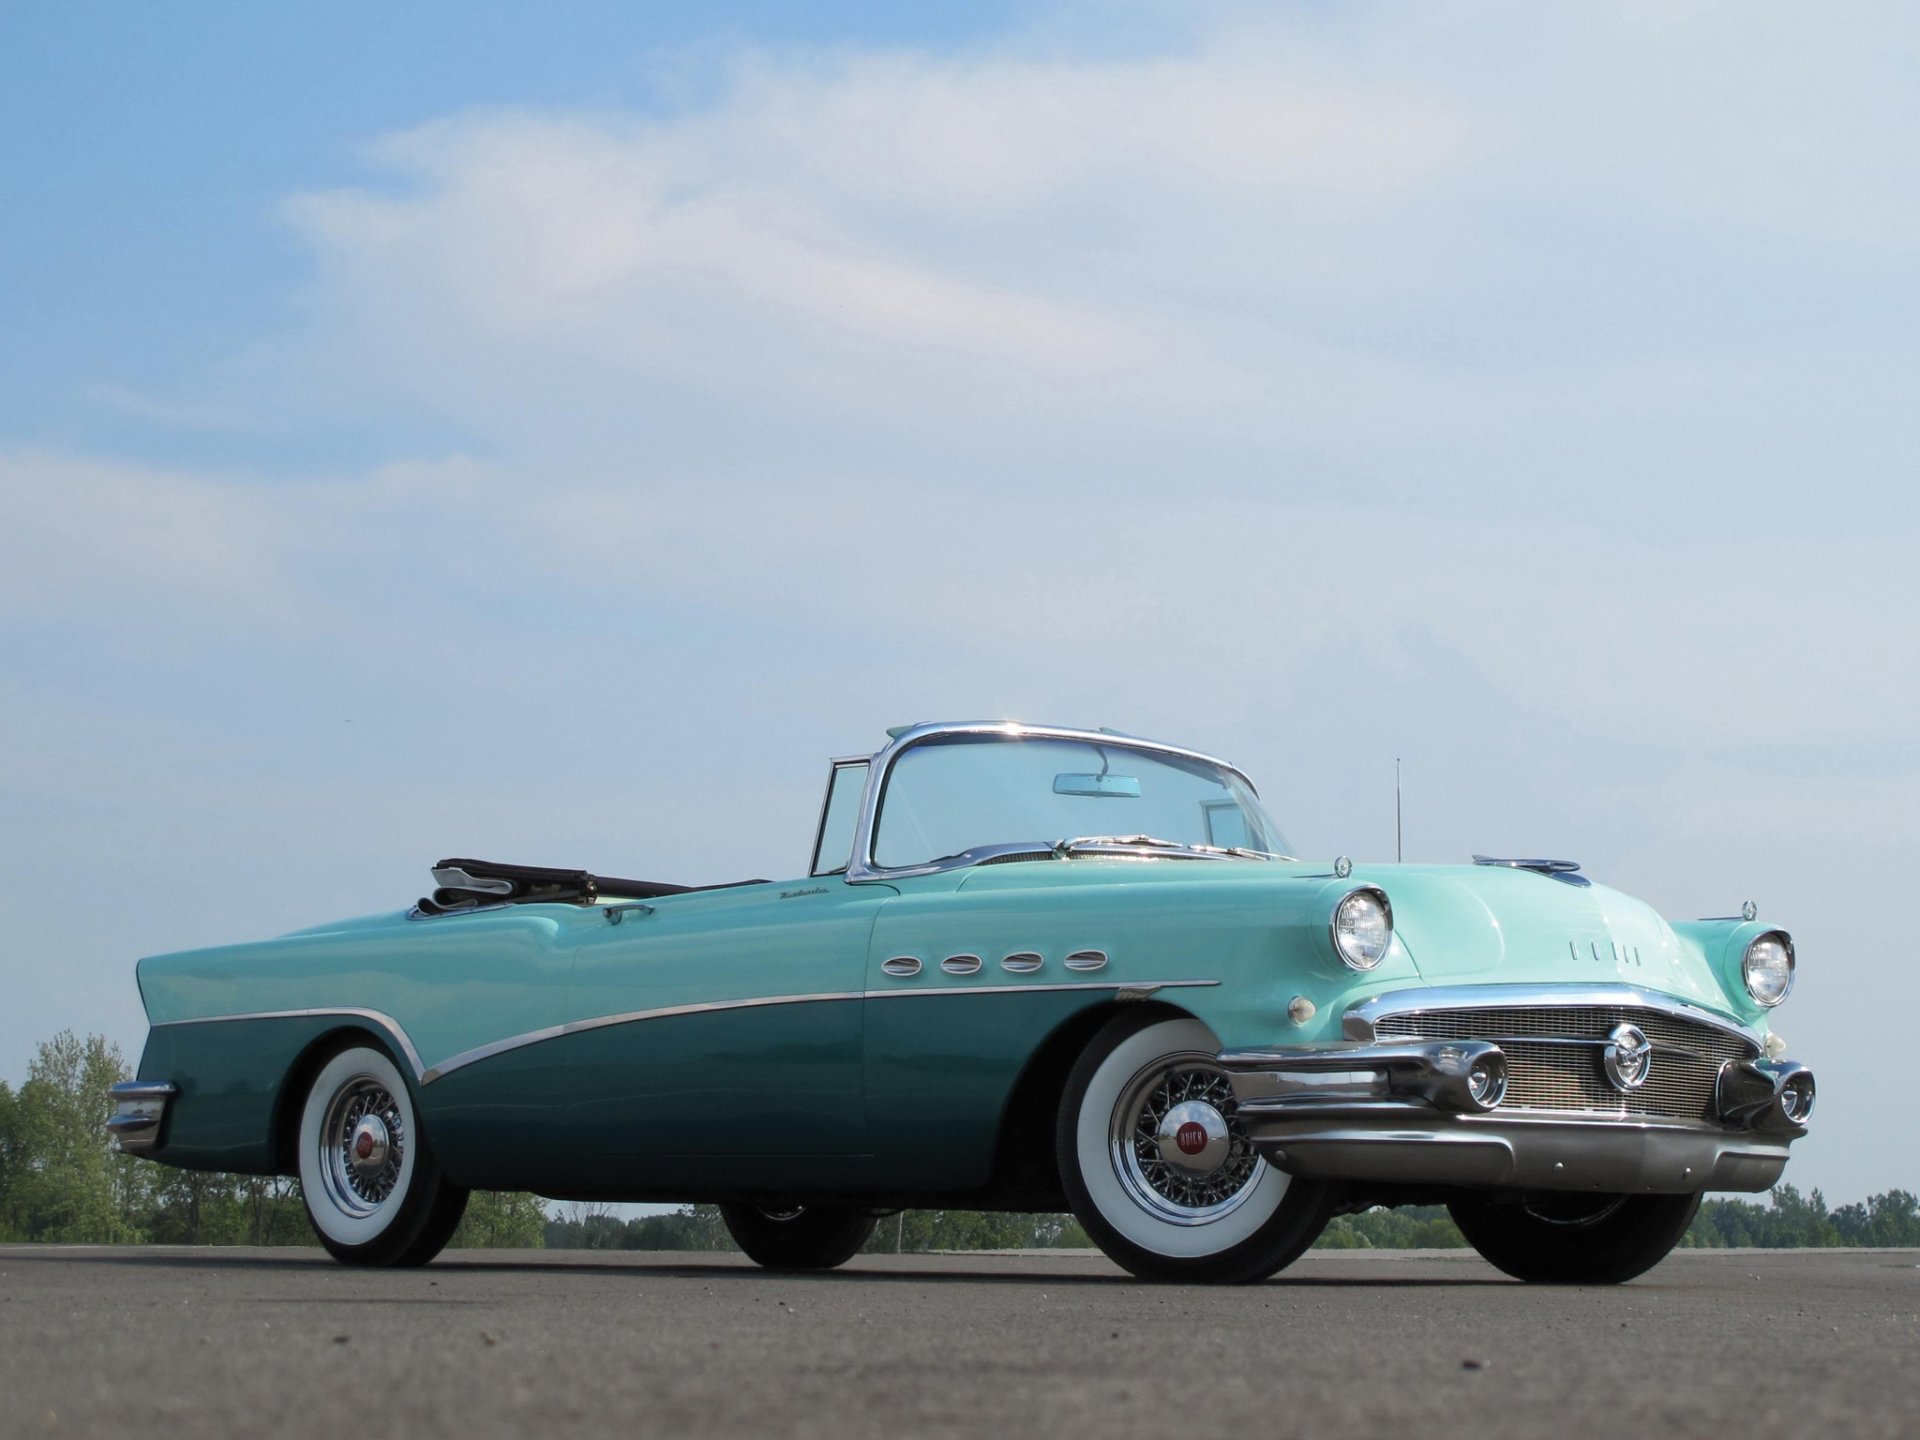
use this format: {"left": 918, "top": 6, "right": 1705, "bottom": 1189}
{"left": 841, "top": 721, "right": 1268, "bottom": 884}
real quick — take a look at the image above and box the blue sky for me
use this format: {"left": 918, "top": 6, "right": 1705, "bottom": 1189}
{"left": 2, "top": 0, "right": 1915, "bottom": 1202}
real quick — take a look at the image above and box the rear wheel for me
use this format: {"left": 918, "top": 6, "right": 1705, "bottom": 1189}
{"left": 1448, "top": 1190, "right": 1702, "bottom": 1283}
{"left": 296, "top": 1044, "right": 469, "bottom": 1266}
{"left": 720, "top": 1203, "right": 876, "bottom": 1270}
{"left": 1058, "top": 1012, "right": 1335, "bottom": 1283}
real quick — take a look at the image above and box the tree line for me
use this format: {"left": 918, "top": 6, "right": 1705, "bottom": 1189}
{"left": 0, "top": 1031, "right": 542, "bottom": 1247}
{"left": 4, "top": 1030, "right": 1915, "bottom": 1251}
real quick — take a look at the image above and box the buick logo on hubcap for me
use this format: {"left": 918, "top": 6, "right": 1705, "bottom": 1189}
{"left": 1602, "top": 1023, "right": 1653, "bottom": 1092}
{"left": 1175, "top": 1121, "right": 1209, "bottom": 1156}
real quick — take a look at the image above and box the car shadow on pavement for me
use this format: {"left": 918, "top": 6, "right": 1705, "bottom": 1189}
{"left": 1, "top": 1248, "right": 1511, "bottom": 1286}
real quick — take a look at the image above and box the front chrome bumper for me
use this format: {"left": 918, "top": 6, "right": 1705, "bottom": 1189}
{"left": 1218, "top": 1037, "right": 1813, "bottom": 1194}
{"left": 106, "top": 1080, "right": 177, "bottom": 1154}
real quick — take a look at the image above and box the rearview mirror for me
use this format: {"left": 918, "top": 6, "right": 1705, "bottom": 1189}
{"left": 1053, "top": 773, "right": 1141, "bottom": 798}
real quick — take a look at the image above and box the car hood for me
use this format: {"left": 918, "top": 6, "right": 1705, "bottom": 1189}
{"left": 1366, "top": 863, "right": 1719, "bottom": 1003}
{"left": 951, "top": 856, "right": 1735, "bottom": 1017}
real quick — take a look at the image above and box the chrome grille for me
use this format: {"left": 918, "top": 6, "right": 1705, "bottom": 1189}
{"left": 1372, "top": 1005, "right": 1754, "bottom": 1121}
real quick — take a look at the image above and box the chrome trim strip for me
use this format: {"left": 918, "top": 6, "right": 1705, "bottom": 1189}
{"left": 864, "top": 979, "right": 1218, "bottom": 1001}
{"left": 422, "top": 991, "right": 867, "bottom": 1083}
{"left": 844, "top": 722, "right": 1261, "bottom": 884}
{"left": 160, "top": 978, "right": 1222, "bottom": 1091}
{"left": 108, "top": 1081, "right": 179, "bottom": 1102}
{"left": 152, "top": 1008, "right": 429, "bottom": 1083}
{"left": 1344, "top": 983, "right": 1759, "bottom": 1049}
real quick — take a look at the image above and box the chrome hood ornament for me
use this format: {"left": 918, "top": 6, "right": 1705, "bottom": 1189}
{"left": 1471, "top": 855, "right": 1590, "bottom": 888}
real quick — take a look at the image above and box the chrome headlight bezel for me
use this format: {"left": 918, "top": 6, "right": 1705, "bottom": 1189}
{"left": 1331, "top": 886, "right": 1394, "bottom": 972}
{"left": 1741, "top": 930, "right": 1795, "bottom": 1008}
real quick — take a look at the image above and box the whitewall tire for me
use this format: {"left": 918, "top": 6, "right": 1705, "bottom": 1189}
{"left": 1058, "top": 1012, "right": 1334, "bottom": 1283}
{"left": 296, "top": 1044, "right": 468, "bottom": 1266}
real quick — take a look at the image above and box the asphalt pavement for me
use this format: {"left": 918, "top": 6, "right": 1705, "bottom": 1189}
{"left": 2, "top": 1245, "right": 1916, "bottom": 1440}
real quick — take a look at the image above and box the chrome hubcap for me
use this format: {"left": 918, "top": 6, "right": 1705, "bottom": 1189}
{"left": 320, "top": 1078, "right": 405, "bottom": 1218}
{"left": 348, "top": 1115, "right": 391, "bottom": 1179}
{"left": 1110, "top": 1057, "right": 1261, "bottom": 1226}
{"left": 1154, "top": 1099, "right": 1230, "bottom": 1173}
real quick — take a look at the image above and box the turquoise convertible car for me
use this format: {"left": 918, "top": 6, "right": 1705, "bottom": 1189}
{"left": 109, "top": 721, "right": 1813, "bottom": 1283}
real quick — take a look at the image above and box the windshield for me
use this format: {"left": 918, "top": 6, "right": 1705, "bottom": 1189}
{"left": 871, "top": 735, "right": 1292, "bottom": 869}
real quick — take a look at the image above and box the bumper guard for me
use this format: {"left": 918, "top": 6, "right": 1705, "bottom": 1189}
{"left": 1218, "top": 1040, "right": 1811, "bottom": 1194}
{"left": 106, "top": 1080, "right": 177, "bottom": 1155}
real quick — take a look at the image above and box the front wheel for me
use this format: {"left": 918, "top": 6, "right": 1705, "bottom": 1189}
{"left": 1448, "top": 1191, "right": 1702, "bottom": 1284}
{"left": 296, "top": 1043, "right": 469, "bottom": 1266}
{"left": 719, "top": 1203, "right": 876, "bottom": 1270}
{"left": 1058, "top": 1012, "right": 1335, "bottom": 1283}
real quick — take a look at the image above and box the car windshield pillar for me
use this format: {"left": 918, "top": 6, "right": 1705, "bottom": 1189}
{"left": 809, "top": 759, "right": 869, "bottom": 876}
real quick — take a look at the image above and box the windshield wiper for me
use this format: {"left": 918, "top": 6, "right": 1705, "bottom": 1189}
{"left": 1051, "top": 835, "right": 1226, "bottom": 860}
{"left": 1049, "top": 836, "right": 1295, "bottom": 861}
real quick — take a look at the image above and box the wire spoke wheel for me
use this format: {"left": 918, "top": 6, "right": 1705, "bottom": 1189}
{"left": 296, "top": 1043, "right": 468, "bottom": 1266}
{"left": 1110, "top": 1056, "right": 1261, "bottom": 1225}
{"left": 1059, "top": 1012, "right": 1334, "bottom": 1283}
{"left": 319, "top": 1077, "right": 407, "bottom": 1218}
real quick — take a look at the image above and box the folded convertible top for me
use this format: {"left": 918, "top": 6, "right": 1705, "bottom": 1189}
{"left": 420, "top": 857, "right": 693, "bottom": 914}
{"left": 416, "top": 857, "right": 770, "bottom": 915}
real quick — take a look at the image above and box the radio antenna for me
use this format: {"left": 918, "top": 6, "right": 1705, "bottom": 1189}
{"left": 1396, "top": 758, "right": 1403, "bottom": 863}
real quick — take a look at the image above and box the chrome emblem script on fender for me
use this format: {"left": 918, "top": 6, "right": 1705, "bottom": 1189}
{"left": 1602, "top": 1023, "right": 1653, "bottom": 1092}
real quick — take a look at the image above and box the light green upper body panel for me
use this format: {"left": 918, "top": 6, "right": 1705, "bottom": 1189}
{"left": 136, "top": 853, "right": 1770, "bottom": 1073}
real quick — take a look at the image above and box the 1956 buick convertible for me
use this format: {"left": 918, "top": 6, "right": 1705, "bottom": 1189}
{"left": 110, "top": 721, "right": 1813, "bottom": 1283}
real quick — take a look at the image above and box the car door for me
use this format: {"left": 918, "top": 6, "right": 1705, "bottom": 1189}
{"left": 861, "top": 871, "right": 1125, "bottom": 1192}
{"left": 557, "top": 878, "right": 895, "bottom": 1190}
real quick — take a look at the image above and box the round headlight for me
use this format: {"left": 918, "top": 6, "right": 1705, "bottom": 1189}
{"left": 1742, "top": 931, "right": 1795, "bottom": 1008}
{"left": 1332, "top": 887, "right": 1393, "bottom": 971}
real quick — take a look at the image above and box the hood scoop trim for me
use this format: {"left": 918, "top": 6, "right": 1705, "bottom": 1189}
{"left": 1471, "top": 855, "right": 1591, "bottom": 888}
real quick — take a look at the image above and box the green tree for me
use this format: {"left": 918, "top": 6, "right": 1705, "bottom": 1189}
{"left": 235, "top": 1176, "right": 309, "bottom": 1245}
{"left": 1832, "top": 1189, "right": 1920, "bottom": 1247}
{"left": 1313, "top": 1205, "right": 1467, "bottom": 1249}
{"left": 0, "top": 1080, "right": 19, "bottom": 1241}
{"left": 449, "top": 1191, "right": 548, "bottom": 1249}
{"left": 860, "top": 1210, "right": 1084, "bottom": 1253}
{"left": 143, "top": 1168, "right": 241, "bottom": 1245}
{"left": 1687, "top": 1184, "right": 1844, "bottom": 1248}
{"left": 4, "top": 1032, "right": 143, "bottom": 1243}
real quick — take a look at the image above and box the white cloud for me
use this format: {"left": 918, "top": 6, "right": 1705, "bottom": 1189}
{"left": 10, "top": 445, "right": 1908, "bottom": 750}
{"left": 517, "top": 478, "right": 1918, "bottom": 748}
{"left": 0, "top": 449, "right": 298, "bottom": 621}
{"left": 241, "top": 0, "right": 1920, "bottom": 532}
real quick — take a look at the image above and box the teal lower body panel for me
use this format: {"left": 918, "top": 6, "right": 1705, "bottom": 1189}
{"left": 418, "top": 1041, "right": 574, "bottom": 1191}
{"left": 420, "top": 1000, "right": 870, "bottom": 1194}
{"left": 136, "top": 1017, "right": 358, "bottom": 1174}
{"left": 550, "top": 1002, "right": 868, "bottom": 1193}
{"left": 863, "top": 990, "right": 1116, "bottom": 1192}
